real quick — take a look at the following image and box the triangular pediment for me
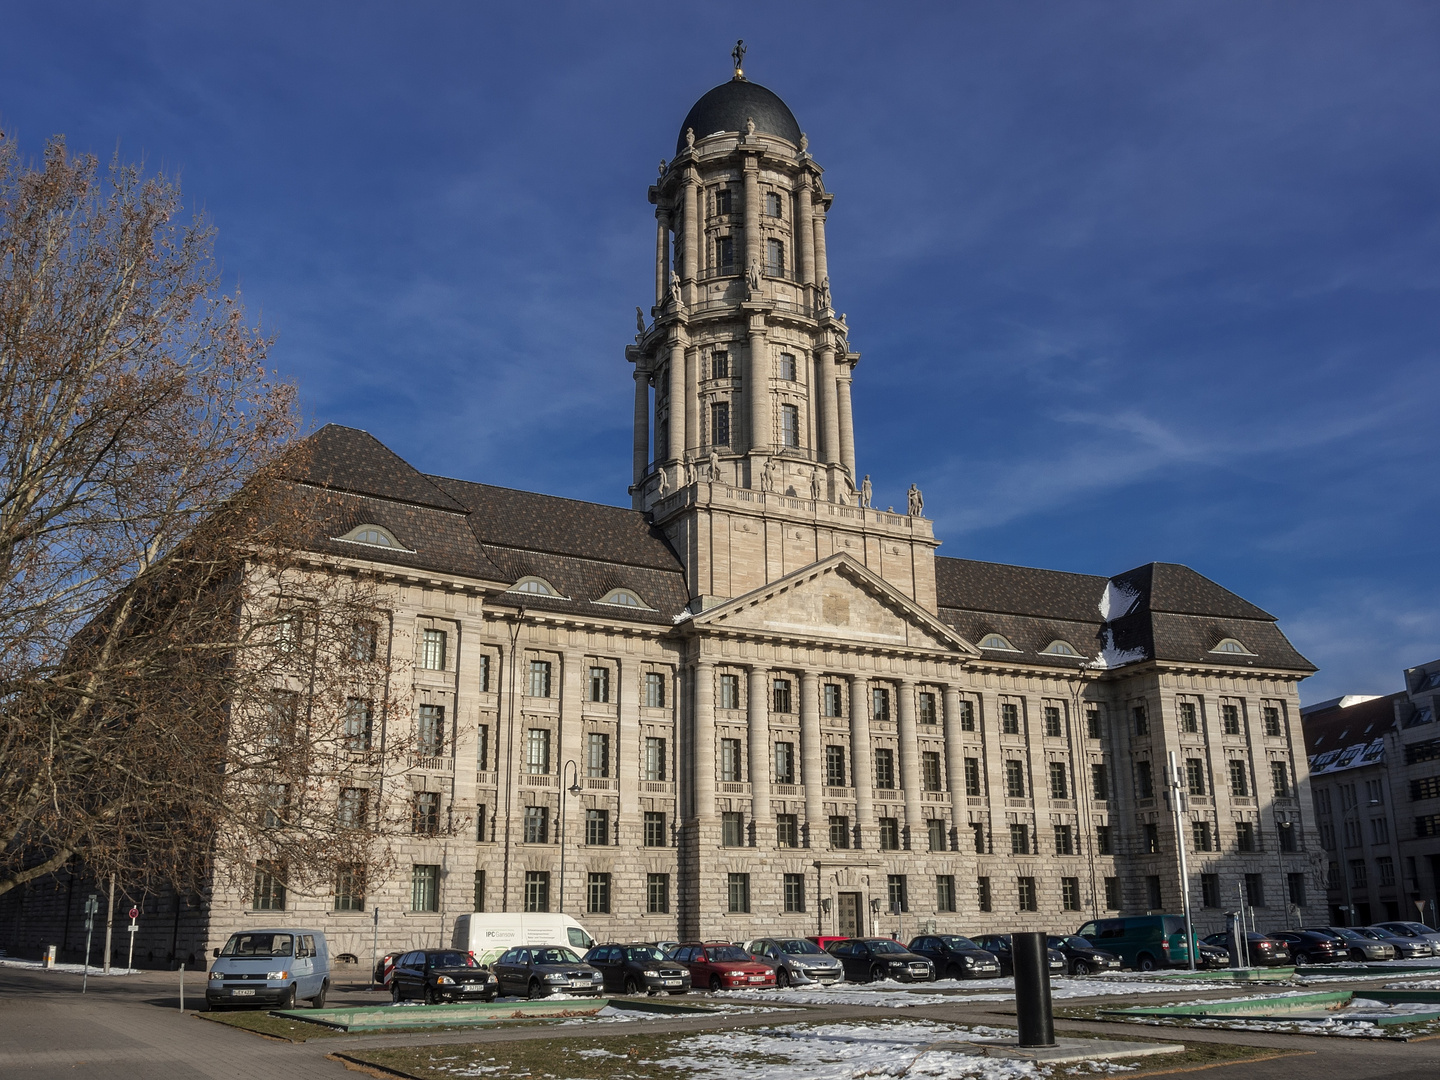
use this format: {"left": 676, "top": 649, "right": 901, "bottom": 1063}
{"left": 689, "top": 554, "right": 980, "bottom": 655}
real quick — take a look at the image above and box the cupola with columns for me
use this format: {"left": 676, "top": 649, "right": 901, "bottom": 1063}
{"left": 625, "top": 43, "right": 939, "bottom": 614}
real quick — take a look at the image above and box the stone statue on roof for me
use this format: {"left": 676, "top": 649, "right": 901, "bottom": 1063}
{"left": 669, "top": 269, "right": 682, "bottom": 308}
{"left": 747, "top": 257, "right": 763, "bottom": 296}
{"left": 860, "top": 474, "right": 873, "bottom": 509}
{"left": 655, "top": 469, "right": 669, "bottom": 498}
{"left": 907, "top": 483, "right": 924, "bottom": 517}
{"left": 709, "top": 448, "right": 721, "bottom": 483}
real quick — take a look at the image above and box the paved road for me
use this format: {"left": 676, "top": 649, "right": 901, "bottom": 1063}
{"left": 2, "top": 965, "right": 1439, "bottom": 1079}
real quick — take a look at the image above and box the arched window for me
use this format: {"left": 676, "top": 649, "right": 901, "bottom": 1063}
{"left": 1210, "top": 638, "right": 1254, "bottom": 656}
{"left": 337, "top": 524, "right": 402, "bottom": 549}
{"left": 509, "top": 577, "right": 558, "bottom": 596}
{"left": 1041, "top": 640, "right": 1080, "bottom": 657}
{"left": 597, "top": 588, "right": 649, "bottom": 609}
{"left": 979, "top": 633, "right": 1019, "bottom": 652}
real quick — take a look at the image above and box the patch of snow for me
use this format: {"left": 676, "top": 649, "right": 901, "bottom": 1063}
{"left": 0, "top": 958, "right": 140, "bottom": 976}
{"left": 714, "top": 976, "right": 1184, "bottom": 1009}
{"left": 1089, "top": 628, "right": 1147, "bottom": 671}
{"left": 1098, "top": 580, "right": 1140, "bottom": 622}
{"left": 1385, "top": 979, "right": 1440, "bottom": 989}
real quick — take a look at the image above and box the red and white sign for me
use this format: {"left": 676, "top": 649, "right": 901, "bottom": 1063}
{"left": 128, "top": 907, "right": 139, "bottom": 920}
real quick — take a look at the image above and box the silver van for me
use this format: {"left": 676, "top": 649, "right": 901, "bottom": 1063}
{"left": 206, "top": 928, "right": 330, "bottom": 1009}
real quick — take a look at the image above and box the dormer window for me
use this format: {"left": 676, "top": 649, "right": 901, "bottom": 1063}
{"left": 980, "top": 634, "right": 1019, "bottom": 652}
{"left": 764, "top": 191, "right": 783, "bottom": 217}
{"left": 336, "top": 524, "right": 404, "bottom": 549}
{"left": 509, "top": 577, "right": 558, "bottom": 596}
{"left": 1040, "top": 640, "right": 1079, "bottom": 657}
{"left": 1210, "top": 638, "right": 1254, "bottom": 656}
{"left": 597, "top": 588, "right": 650, "bottom": 609}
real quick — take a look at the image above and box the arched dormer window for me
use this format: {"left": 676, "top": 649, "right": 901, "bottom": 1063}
{"left": 979, "top": 633, "right": 1019, "bottom": 652}
{"left": 1041, "top": 640, "right": 1080, "bottom": 657}
{"left": 509, "top": 577, "right": 558, "bottom": 597}
{"left": 1209, "top": 637, "right": 1255, "bottom": 656}
{"left": 597, "top": 588, "right": 650, "bottom": 609}
{"left": 336, "top": 523, "right": 404, "bottom": 549}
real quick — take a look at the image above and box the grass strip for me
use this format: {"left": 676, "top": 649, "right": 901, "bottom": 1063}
{"left": 197, "top": 1009, "right": 343, "bottom": 1042}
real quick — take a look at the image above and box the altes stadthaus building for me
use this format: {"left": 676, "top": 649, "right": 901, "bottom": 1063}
{"left": 1, "top": 57, "right": 1324, "bottom": 966}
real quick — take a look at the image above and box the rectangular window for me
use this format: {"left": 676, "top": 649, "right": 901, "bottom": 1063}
{"left": 411, "top": 864, "right": 440, "bottom": 913}
{"left": 1001, "top": 702, "right": 1020, "bottom": 734}
{"left": 728, "top": 872, "right": 751, "bottom": 914}
{"left": 829, "top": 815, "right": 851, "bottom": 849}
{"left": 588, "top": 666, "right": 610, "bottom": 703}
{"left": 421, "top": 628, "right": 447, "bottom": 671}
{"left": 1229, "top": 760, "right": 1250, "bottom": 797}
{"left": 473, "top": 869, "right": 486, "bottom": 912}
{"left": 783, "top": 873, "right": 806, "bottom": 913}
{"left": 777, "top": 813, "right": 799, "bottom": 848}
{"left": 1136, "top": 760, "right": 1154, "bottom": 799}
{"left": 586, "top": 872, "right": 611, "bottom": 914}
{"left": 960, "top": 699, "right": 977, "bottom": 732}
{"left": 264, "top": 690, "right": 298, "bottom": 746}
{"left": 1044, "top": 705, "right": 1063, "bottom": 737}
{"left": 647, "top": 873, "right": 670, "bottom": 914}
{"left": 1245, "top": 872, "right": 1265, "bottom": 907}
{"left": 874, "top": 748, "right": 896, "bottom": 789}
{"left": 644, "top": 736, "right": 667, "bottom": 781}
{"left": 644, "top": 810, "right": 667, "bottom": 847}
{"left": 720, "top": 737, "right": 743, "bottom": 782}
{"left": 936, "top": 875, "right": 957, "bottom": 913}
{"left": 1179, "top": 701, "right": 1198, "bottom": 733}
{"left": 887, "top": 874, "right": 908, "bottom": 914}
{"left": 1201, "top": 873, "right": 1220, "bottom": 908}
{"left": 475, "top": 804, "right": 487, "bottom": 842}
{"left": 1270, "top": 761, "right": 1290, "bottom": 798}
{"left": 476, "top": 724, "right": 489, "bottom": 770}
{"left": 1222, "top": 703, "right": 1241, "bottom": 735}
{"left": 1378, "top": 855, "right": 1395, "bottom": 886}
{"left": 922, "top": 751, "right": 943, "bottom": 792}
{"left": 715, "top": 187, "right": 733, "bottom": 216}
{"left": 919, "top": 692, "right": 938, "bottom": 725}
{"left": 1096, "top": 824, "right": 1113, "bottom": 855}
{"left": 1017, "top": 876, "right": 1038, "bottom": 912}
{"left": 1104, "top": 876, "right": 1120, "bottom": 910}
{"left": 528, "top": 659, "right": 551, "bottom": 698}
{"left": 1049, "top": 761, "right": 1069, "bottom": 799}
{"left": 1085, "top": 707, "right": 1101, "bottom": 739}
{"left": 781, "top": 404, "right": 800, "bottom": 448}
{"left": 716, "top": 234, "right": 734, "bottom": 271}
{"left": 777, "top": 353, "right": 797, "bottom": 382}
{"left": 587, "top": 732, "right": 611, "bottom": 778}
{"left": 1133, "top": 704, "right": 1149, "bottom": 736}
{"left": 765, "top": 191, "right": 783, "bottom": 217}
{"left": 964, "top": 757, "right": 982, "bottom": 797}
{"left": 1278, "top": 821, "right": 1298, "bottom": 852}
{"left": 772, "top": 678, "right": 793, "bottom": 714}
{"left": 722, "top": 811, "right": 745, "bottom": 847}
{"left": 1192, "top": 820, "right": 1213, "bottom": 852}
{"left": 1350, "top": 859, "right": 1368, "bottom": 887}
{"left": 526, "top": 728, "right": 551, "bottom": 774}
{"left": 927, "top": 818, "right": 947, "bottom": 852}
{"left": 719, "top": 673, "right": 740, "bottom": 710}
{"left": 253, "top": 861, "right": 287, "bottom": 911}
{"left": 338, "top": 787, "right": 367, "bottom": 830}
{"left": 1005, "top": 760, "right": 1025, "bottom": 798}
{"left": 351, "top": 620, "right": 378, "bottom": 663}
{"left": 872, "top": 687, "right": 891, "bottom": 722}
{"left": 825, "top": 744, "right": 847, "bottom": 787}
{"left": 1414, "top": 776, "right": 1440, "bottom": 801}
{"left": 523, "top": 805, "right": 549, "bottom": 844}
{"left": 412, "top": 792, "right": 440, "bottom": 836}
{"left": 1091, "top": 763, "right": 1108, "bottom": 801}
{"left": 1371, "top": 817, "right": 1389, "bottom": 844}
{"left": 645, "top": 671, "right": 666, "bottom": 708}
{"left": 1366, "top": 778, "right": 1384, "bottom": 804}
{"left": 878, "top": 817, "right": 900, "bottom": 851}
{"left": 1144, "top": 822, "right": 1160, "bottom": 853}
{"left": 1263, "top": 705, "right": 1282, "bottom": 736}
{"left": 823, "top": 683, "right": 843, "bottom": 717}
{"left": 1061, "top": 877, "right": 1081, "bottom": 911}
{"left": 1054, "top": 823, "right": 1074, "bottom": 854}
{"left": 774, "top": 741, "right": 796, "bottom": 785}
{"left": 1146, "top": 875, "right": 1162, "bottom": 909}
{"left": 417, "top": 704, "right": 445, "bottom": 756}
{"left": 523, "top": 870, "right": 550, "bottom": 913}
{"left": 477, "top": 653, "right": 490, "bottom": 693}
{"left": 765, "top": 237, "right": 785, "bottom": 276}
{"left": 1236, "top": 820, "right": 1255, "bottom": 852}
{"left": 1010, "top": 823, "right": 1029, "bottom": 854}
{"left": 585, "top": 808, "right": 610, "bottom": 846}
{"left": 971, "top": 822, "right": 986, "bottom": 853}
{"left": 1186, "top": 758, "right": 1206, "bottom": 796}
{"left": 977, "top": 876, "right": 993, "bottom": 912}
{"left": 343, "top": 697, "right": 373, "bottom": 752}
{"left": 1287, "top": 872, "right": 1306, "bottom": 907}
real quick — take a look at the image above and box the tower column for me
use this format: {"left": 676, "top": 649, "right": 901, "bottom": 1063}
{"left": 813, "top": 207, "right": 829, "bottom": 287}
{"left": 684, "top": 344, "right": 699, "bottom": 458}
{"left": 897, "top": 678, "right": 922, "bottom": 848}
{"left": 632, "top": 369, "right": 650, "bottom": 489}
{"left": 837, "top": 364, "right": 857, "bottom": 483}
{"left": 797, "top": 177, "right": 815, "bottom": 287}
{"left": 683, "top": 170, "right": 700, "bottom": 305}
{"left": 748, "top": 325, "right": 770, "bottom": 456}
{"left": 849, "top": 674, "right": 875, "bottom": 846}
{"left": 655, "top": 211, "right": 670, "bottom": 307}
{"left": 743, "top": 155, "right": 760, "bottom": 282}
{"left": 693, "top": 659, "right": 716, "bottom": 823}
{"left": 942, "top": 685, "right": 966, "bottom": 848}
{"left": 816, "top": 344, "right": 838, "bottom": 466}
{"left": 748, "top": 668, "right": 772, "bottom": 843}
{"left": 799, "top": 671, "right": 823, "bottom": 844}
{"left": 667, "top": 336, "right": 686, "bottom": 462}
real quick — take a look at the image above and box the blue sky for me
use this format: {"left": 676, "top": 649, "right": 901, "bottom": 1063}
{"left": 4, "top": 2, "right": 1437, "bottom": 703}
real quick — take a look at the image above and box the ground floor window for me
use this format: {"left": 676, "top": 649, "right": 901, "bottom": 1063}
{"left": 411, "top": 864, "right": 440, "bottom": 913}
{"left": 253, "top": 861, "right": 286, "bottom": 911}
{"left": 587, "top": 872, "right": 611, "bottom": 914}
{"left": 936, "top": 875, "right": 956, "bottom": 913}
{"left": 524, "top": 870, "right": 550, "bottom": 912}
{"left": 783, "top": 873, "right": 806, "bottom": 913}
{"left": 1017, "top": 876, "right": 1037, "bottom": 912}
{"left": 1060, "top": 876, "right": 1081, "bottom": 911}
{"left": 1104, "top": 876, "right": 1120, "bottom": 910}
{"left": 647, "top": 873, "right": 670, "bottom": 914}
{"left": 728, "top": 872, "right": 750, "bottom": 914}
{"left": 334, "top": 864, "right": 365, "bottom": 912}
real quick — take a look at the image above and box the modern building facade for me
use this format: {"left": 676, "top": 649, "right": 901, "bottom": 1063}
{"left": 0, "top": 59, "right": 1323, "bottom": 968}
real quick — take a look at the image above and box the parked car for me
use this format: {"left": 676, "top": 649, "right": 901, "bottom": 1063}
{"left": 1265, "top": 930, "right": 1346, "bottom": 964}
{"left": 1371, "top": 921, "right": 1440, "bottom": 947}
{"left": 206, "top": 928, "right": 330, "bottom": 1010}
{"left": 969, "top": 934, "right": 1067, "bottom": 977}
{"left": 1074, "top": 915, "right": 1208, "bottom": 972}
{"left": 389, "top": 949, "right": 498, "bottom": 1004}
{"left": 673, "top": 941, "right": 777, "bottom": 991}
{"left": 584, "top": 943, "right": 691, "bottom": 995}
{"left": 1357, "top": 926, "right": 1435, "bottom": 959}
{"left": 651, "top": 940, "right": 680, "bottom": 957}
{"left": 1196, "top": 943, "right": 1232, "bottom": 969}
{"left": 746, "top": 937, "right": 845, "bottom": 987}
{"left": 453, "top": 912, "right": 595, "bottom": 966}
{"left": 1200, "top": 931, "right": 1292, "bottom": 967}
{"left": 1299, "top": 926, "right": 1396, "bottom": 962}
{"left": 905, "top": 935, "right": 1002, "bottom": 979}
{"left": 1045, "top": 935, "right": 1121, "bottom": 976}
{"left": 828, "top": 938, "right": 935, "bottom": 983}
{"left": 808, "top": 935, "right": 853, "bottom": 952}
{"left": 491, "top": 945, "right": 604, "bottom": 998}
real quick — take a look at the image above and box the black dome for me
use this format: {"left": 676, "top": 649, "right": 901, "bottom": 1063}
{"left": 677, "top": 79, "right": 802, "bottom": 154}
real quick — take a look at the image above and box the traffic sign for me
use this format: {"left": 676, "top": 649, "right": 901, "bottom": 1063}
{"left": 129, "top": 906, "right": 139, "bottom": 920}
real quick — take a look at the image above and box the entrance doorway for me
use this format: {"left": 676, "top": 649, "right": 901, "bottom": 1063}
{"left": 837, "top": 892, "right": 864, "bottom": 937}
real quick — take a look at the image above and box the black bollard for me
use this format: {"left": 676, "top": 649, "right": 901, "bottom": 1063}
{"left": 1013, "top": 931, "right": 1055, "bottom": 1048}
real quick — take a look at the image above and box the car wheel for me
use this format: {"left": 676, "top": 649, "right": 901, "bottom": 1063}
{"left": 624, "top": 976, "right": 640, "bottom": 996}
{"left": 390, "top": 982, "right": 403, "bottom": 1004}
{"left": 425, "top": 986, "right": 441, "bottom": 1005}
{"left": 709, "top": 975, "right": 723, "bottom": 992}
{"left": 776, "top": 967, "right": 791, "bottom": 989}
{"left": 527, "top": 980, "right": 545, "bottom": 1000}
{"left": 280, "top": 983, "right": 297, "bottom": 1009}
{"left": 1072, "top": 960, "right": 1091, "bottom": 977}
{"left": 1350, "top": 949, "right": 1365, "bottom": 962}
{"left": 312, "top": 980, "right": 328, "bottom": 1009}
{"left": 869, "top": 964, "right": 885, "bottom": 984}
{"left": 1136, "top": 955, "right": 1157, "bottom": 972}
{"left": 946, "top": 964, "right": 964, "bottom": 981}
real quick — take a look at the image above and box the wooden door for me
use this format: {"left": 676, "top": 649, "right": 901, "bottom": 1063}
{"left": 838, "top": 892, "right": 864, "bottom": 937}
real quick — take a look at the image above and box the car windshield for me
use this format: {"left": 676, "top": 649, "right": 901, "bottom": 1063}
{"left": 940, "top": 936, "right": 979, "bottom": 950}
{"left": 533, "top": 948, "right": 582, "bottom": 965}
{"left": 427, "top": 951, "right": 477, "bottom": 968}
{"left": 1058, "top": 936, "right": 1093, "bottom": 949}
{"left": 1356, "top": 928, "right": 1384, "bottom": 940}
{"left": 869, "top": 940, "right": 907, "bottom": 954}
{"left": 707, "top": 946, "right": 750, "bottom": 962}
{"left": 627, "top": 947, "right": 667, "bottom": 962}
{"left": 1330, "top": 928, "right": 1363, "bottom": 941}
{"left": 220, "top": 932, "right": 293, "bottom": 958}
{"left": 778, "top": 939, "right": 825, "bottom": 954}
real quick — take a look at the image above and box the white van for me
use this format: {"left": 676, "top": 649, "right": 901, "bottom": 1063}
{"left": 206, "top": 928, "right": 330, "bottom": 1009}
{"left": 452, "top": 913, "right": 595, "bottom": 965}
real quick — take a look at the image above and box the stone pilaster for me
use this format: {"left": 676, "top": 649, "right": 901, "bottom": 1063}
{"left": 667, "top": 336, "right": 686, "bottom": 463}
{"left": 849, "top": 674, "right": 875, "bottom": 844}
{"left": 897, "top": 678, "right": 922, "bottom": 847}
{"left": 942, "top": 684, "right": 966, "bottom": 847}
{"left": 632, "top": 370, "right": 649, "bottom": 490}
{"left": 748, "top": 667, "right": 771, "bottom": 841}
{"left": 836, "top": 365, "right": 856, "bottom": 482}
{"left": 693, "top": 659, "right": 716, "bottom": 822}
{"left": 799, "top": 671, "right": 823, "bottom": 842}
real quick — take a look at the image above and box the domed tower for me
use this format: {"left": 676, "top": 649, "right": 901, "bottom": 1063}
{"left": 627, "top": 44, "right": 937, "bottom": 612}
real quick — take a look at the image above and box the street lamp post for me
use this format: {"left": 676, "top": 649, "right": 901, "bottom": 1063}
{"left": 557, "top": 760, "right": 581, "bottom": 915}
{"left": 1273, "top": 818, "right": 1294, "bottom": 928}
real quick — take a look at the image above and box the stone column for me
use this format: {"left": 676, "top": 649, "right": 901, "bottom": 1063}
{"left": 797, "top": 178, "right": 815, "bottom": 287}
{"left": 667, "top": 337, "right": 686, "bottom": 463}
{"left": 836, "top": 365, "right": 856, "bottom": 482}
{"left": 748, "top": 326, "right": 770, "bottom": 455}
{"left": 655, "top": 211, "right": 670, "bottom": 307}
{"left": 632, "top": 369, "right": 650, "bottom": 488}
{"left": 897, "top": 678, "right": 922, "bottom": 848}
{"left": 617, "top": 658, "right": 641, "bottom": 826}
{"left": 849, "top": 674, "right": 875, "bottom": 846}
{"left": 694, "top": 659, "right": 716, "bottom": 824}
{"left": 942, "top": 685, "right": 966, "bottom": 846}
{"left": 816, "top": 345, "right": 838, "bottom": 466}
{"left": 748, "top": 668, "right": 771, "bottom": 842}
{"left": 813, "top": 208, "right": 829, "bottom": 288}
{"left": 743, "top": 156, "right": 760, "bottom": 280}
{"left": 683, "top": 173, "right": 699, "bottom": 283}
{"left": 799, "top": 671, "right": 823, "bottom": 844}
{"left": 684, "top": 345, "right": 699, "bottom": 458}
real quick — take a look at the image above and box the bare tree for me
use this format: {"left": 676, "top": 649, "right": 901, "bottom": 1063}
{"left": 0, "top": 135, "right": 409, "bottom": 905}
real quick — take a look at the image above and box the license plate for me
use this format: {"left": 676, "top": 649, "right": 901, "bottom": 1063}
{"left": 662, "top": 979, "right": 680, "bottom": 986}
{"left": 749, "top": 975, "right": 766, "bottom": 982}
{"left": 232, "top": 989, "right": 255, "bottom": 997}
{"left": 463, "top": 983, "right": 480, "bottom": 990}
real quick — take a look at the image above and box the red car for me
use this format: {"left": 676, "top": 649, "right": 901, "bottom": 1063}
{"left": 808, "top": 935, "right": 852, "bottom": 952}
{"left": 672, "top": 941, "right": 777, "bottom": 991}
